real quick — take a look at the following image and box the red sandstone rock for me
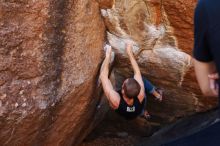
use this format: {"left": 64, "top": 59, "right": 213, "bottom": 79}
{"left": 97, "top": 0, "right": 115, "bottom": 9}
{"left": 101, "top": 0, "right": 218, "bottom": 123}
{"left": 1, "top": 0, "right": 218, "bottom": 146}
{"left": 0, "top": 0, "right": 106, "bottom": 146}
{"left": 163, "top": 0, "right": 197, "bottom": 55}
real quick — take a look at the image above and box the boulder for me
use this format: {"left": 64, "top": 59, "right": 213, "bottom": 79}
{"left": 97, "top": 0, "right": 115, "bottom": 9}
{"left": 101, "top": 0, "right": 218, "bottom": 123}
{"left": 0, "top": 0, "right": 107, "bottom": 146}
{"left": 0, "top": 0, "right": 219, "bottom": 146}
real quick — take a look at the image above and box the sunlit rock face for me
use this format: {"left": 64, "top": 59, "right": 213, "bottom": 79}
{"left": 0, "top": 0, "right": 218, "bottom": 146}
{"left": 101, "top": 0, "right": 218, "bottom": 122}
{"left": 98, "top": 0, "right": 115, "bottom": 9}
{"left": 0, "top": 0, "right": 106, "bottom": 146}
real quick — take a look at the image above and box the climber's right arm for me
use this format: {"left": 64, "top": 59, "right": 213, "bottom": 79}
{"left": 100, "top": 47, "right": 120, "bottom": 109}
{"left": 126, "top": 43, "right": 145, "bottom": 103}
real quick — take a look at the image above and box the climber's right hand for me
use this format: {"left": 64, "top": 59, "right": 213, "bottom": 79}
{"left": 126, "top": 42, "right": 134, "bottom": 56}
{"left": 105, "top": 45, "right": 112, "bottom": 58}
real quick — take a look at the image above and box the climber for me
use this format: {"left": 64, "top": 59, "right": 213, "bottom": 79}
{"left": 99, "top": 43, "right": 163, "bottom": 120}
{"left": 193, "top": 0, "right": 220, "bottom": 99}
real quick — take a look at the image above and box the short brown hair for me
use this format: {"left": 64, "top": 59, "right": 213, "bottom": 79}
{"left": 123, "top": 78, "right": 141, "bottom": 99}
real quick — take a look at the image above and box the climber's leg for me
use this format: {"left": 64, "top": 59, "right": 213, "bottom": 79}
{"left": 142, "top": 77, "right": 163, "bottom": 102}
{"left": 142, "top": 77, "right": 155, "bottom": 94}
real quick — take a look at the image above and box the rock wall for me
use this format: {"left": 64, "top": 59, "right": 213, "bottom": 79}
{"left": 101, "top": 0, "right": 218, "bottom": 123}
{"left": 0, "top": 0, "right": 106, "bottom": 146}
{"left": 0, "top": 0, "right": 218, "bottom": 146}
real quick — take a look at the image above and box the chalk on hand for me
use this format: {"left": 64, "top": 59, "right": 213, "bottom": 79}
{"left": 104, "top": 44, "right": 115, "bottom": 63}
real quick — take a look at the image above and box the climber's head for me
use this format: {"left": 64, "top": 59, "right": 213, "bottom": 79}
{"left": 122, "top": 78, "right": 141, "bottom": 99}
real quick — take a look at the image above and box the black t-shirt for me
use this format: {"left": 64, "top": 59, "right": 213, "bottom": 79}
{"left": 115, "top": 90, "right": 145, "bottom": 120}
{"left": 193, "top": 0, "right": 220, "bottom": 99}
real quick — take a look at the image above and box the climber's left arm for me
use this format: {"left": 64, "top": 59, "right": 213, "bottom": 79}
{"left": 126, "top": 43, "right": 145, "bottom": 103}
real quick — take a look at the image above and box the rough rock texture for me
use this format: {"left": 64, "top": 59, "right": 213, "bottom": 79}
{"left": 0, "top": 0, "right": 106, "bottom": 146}
{"left": 101, "top": 0, "right": 218, "bottom": 123}
{"left": 98, "top": 0, "right": 115, "bottom": 9}
{"left": 81, "top": 1, "right": 218, "bottom": 145}
{"left": 1, "top": 0, "right": 219, "bottom": 146}
{"left": 82, "top": 109, "right": 220, "bottom": 146}
{"left": 163, "top": 0, "right": 197, "bottom": 55}
{"left": 82, "top": 110, "right": 160, "bottom": 146}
